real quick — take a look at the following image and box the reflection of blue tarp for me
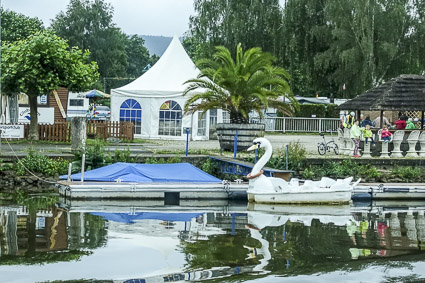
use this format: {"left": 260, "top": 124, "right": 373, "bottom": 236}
{"left": 91, "top": 212, "right": 204, "bottom": 224}
{"left": 60, "top": 162, "right": 221, "bottom": 183}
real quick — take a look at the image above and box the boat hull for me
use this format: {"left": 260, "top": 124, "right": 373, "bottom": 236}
{"left": 248, "top": 189, "right": 352, "bottom": 204}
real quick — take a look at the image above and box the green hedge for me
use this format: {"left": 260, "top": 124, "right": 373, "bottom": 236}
{"left": 295, "top": 104, "right": 326, "bottom": 118}
{"left": 325, "top": 104, "right": 339, "bottom": 118}
{"left": 278, "top": 103, "right": 339, "bottom": 118}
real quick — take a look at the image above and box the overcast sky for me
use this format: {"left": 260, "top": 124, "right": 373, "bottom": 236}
{"left": 2, "top": 0, "right": 196, "bottom": 36}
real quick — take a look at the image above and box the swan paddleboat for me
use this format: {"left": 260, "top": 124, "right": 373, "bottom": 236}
{"left": 246, "top": 138, "right": 360, "bottom": 204}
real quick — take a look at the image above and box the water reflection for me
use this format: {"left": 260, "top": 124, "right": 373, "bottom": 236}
{"left": 1, "top": 200, "right": 425, "bottom": 282}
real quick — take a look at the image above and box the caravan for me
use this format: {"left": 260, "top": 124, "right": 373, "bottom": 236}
{"left": 66, "top": 92, "right": 89, "bottom": 120}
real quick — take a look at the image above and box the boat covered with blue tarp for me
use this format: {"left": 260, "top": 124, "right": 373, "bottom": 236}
{"left": 60, "top": 162, "right": 221, "bottom": 183}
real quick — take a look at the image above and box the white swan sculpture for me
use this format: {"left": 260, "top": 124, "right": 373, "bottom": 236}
{"left": 246, "top": 137, "right": 359, "bottom": 204}
{"left": 246, "top": 137, "right": 289, "bottom": 193}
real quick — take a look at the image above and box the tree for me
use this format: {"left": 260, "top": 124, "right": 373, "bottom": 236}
{"left": 124, "top": 35, "right": 151, "bottom": 78}
{"left": 313, "top": 0, "right": 423, "bottom": 97}
{"left": 51, "top": 0, "right": 128, "bottom": 78}
{"left": 1, "top": 31, "right": 99, "bottom": 140}
{"left": 183, "top": 44, "right": 298, "bottom": 124}
{"left": 1, "top": 9, "right": 44, "bottom": 43}
{"left": 186, "top": 0, "right": 285, "bottom": 61}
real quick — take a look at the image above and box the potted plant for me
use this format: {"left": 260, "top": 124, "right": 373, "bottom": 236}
{"left": 183, "top": 43, "right": 298, "bottom": 150}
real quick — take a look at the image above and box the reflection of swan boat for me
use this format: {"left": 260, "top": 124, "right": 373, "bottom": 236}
{"left": 247, "top": 203, "right": 354, "bottom": 227}
{"left": 244, "top": 206, "right": 354, "bottom": 273}
{"left": 246, "top": 138, "right": 360, "bottom": 204}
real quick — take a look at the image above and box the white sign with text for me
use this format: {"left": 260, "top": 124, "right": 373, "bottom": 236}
{"left": 18, "top": 107, "right": 55, "bottom": 124}
{"left": 0, "top": 124, "right": 24, "bottom": 138}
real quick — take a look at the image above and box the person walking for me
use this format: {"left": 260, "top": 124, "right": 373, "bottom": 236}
{"left": 350, "top": 120, "right": 362, "bottom": 157}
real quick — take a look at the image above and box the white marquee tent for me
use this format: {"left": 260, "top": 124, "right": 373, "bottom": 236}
{"left": 111, "top": 36, "right": 224, "bottom": 140}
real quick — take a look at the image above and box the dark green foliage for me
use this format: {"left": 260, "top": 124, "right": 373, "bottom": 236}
{"left": 186, "top": 0, "right": 285, "bottom": 61}
{"left": 246, "top": 141, "right": 307, "bottom": 173}
{"left": 1, "top": 8, "right": 44, "bottom": 42}
{"left": 302, "top": 160, "right": 382, "bottom": 180}
{"left": 392, "top": 166, "right": 422, "bottom": 182}
{"left": 325, "top": 104, "right": 339, "bottom": 118}
{"left": 294, "top": 104, "right": 326, "bottom": 118}
{"left": 187, "top": 0, "right": 425, "bottom": 98}
{"left": 51, "top": 0, "right": 155, "bottom": 92}
{"left": 15, "top": 150, "right": 69, "bottom": 177}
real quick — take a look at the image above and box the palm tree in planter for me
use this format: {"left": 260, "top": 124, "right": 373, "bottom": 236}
{"left": 183, "top": 43, "right": 298, "bottom": 150}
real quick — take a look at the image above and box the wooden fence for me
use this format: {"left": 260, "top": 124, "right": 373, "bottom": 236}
{"left": 24, "top": 121, "right": 134, "bottom": 142}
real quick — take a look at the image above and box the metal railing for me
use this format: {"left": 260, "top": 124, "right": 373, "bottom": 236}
{"left": 250, "top": 117, "right": 341, "bottom": 133}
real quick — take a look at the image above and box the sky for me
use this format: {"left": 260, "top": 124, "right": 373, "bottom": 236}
{"left": 1, "top": 0, "right": 196, "bottom": 36}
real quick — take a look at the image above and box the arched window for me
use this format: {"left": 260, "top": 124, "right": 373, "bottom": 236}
{"left": 120, "top": 99, "right": 142, "bottom": 134}
{"left": 159, "top": 100, "right": 182, "bottom": 136}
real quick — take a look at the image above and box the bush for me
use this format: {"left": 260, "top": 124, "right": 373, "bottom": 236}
{"left": 325, "top": 104, "right": 339, "bottom": 118}
{"left": 295, "top": 104, "right": 326, "bottom": 118}
{"left": 392, "top": 166, "right": 422, "bottom": 181}
{"left": 247, "top": 141, "right": 307, "bottom": 173}
{"left": 15, "top": 150, "right": 68, "bottom": 177}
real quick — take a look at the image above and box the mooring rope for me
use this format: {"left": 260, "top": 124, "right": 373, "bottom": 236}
{"left": 4, "top": 138, "right": 58, "bottom": 184}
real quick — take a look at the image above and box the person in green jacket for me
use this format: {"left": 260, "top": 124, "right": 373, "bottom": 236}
{"left": 350, "top": 120, "right": 362, "bottom": 157}
{"left": 406, "top": 118, "right": 416, "bottom": 129}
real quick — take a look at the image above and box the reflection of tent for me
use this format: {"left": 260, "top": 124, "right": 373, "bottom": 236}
{"left": 110, "top": 36, "right": 225, "bottom": 141}
{"left": 91, "top": 212, "right": 204, "bottom": 224}
{"left": 82, "top": 89, "right": 111, "bottom": 98}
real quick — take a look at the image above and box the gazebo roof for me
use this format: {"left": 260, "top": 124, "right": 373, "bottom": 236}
{"left": 338, "top": 75, "right": 425, "bottom": 111}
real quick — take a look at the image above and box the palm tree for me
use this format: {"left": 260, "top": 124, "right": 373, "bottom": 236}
{"left": 183, "top": 43, "right": 298, "bottom": 124}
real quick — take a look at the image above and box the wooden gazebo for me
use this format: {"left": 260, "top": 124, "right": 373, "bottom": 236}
{"left": 338, "top": 75, "right": 425, "bottom": 129}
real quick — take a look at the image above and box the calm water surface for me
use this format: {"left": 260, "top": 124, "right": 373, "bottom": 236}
{"left": 1, "top": 198, "right": 425, "bottom": 283}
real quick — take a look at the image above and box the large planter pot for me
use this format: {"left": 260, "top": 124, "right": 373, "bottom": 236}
{"left": 216, "top": 123, "right": 265, "bottom": 151}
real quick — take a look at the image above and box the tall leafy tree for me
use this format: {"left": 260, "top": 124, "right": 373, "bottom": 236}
{"left": 183, "top": 44, "right": 298, "bottom": 124}
{"left": 1, "top": 31, "right": 99, "bottom": 140}
{"left": 1, "top": 9, "right": 45, "bottom": 43}
{"left": 186, "top": 0, "right": 285, "bottom": 61}
{"left": 51, "top": 0, "right": 128, "bottom": 78}
{"left": 314, "top": 0, "right": 423, "bottom": 97}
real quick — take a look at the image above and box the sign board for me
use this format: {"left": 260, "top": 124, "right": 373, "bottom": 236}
{"left": 0, "top": 124, "right": 24, "bottom": 138}
{"left": 18, "top": 107, "right": 55, "bottom": 124}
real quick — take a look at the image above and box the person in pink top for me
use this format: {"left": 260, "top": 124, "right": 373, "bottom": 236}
{"left": 381, "top": 126, "right": 392, "bottom": 143}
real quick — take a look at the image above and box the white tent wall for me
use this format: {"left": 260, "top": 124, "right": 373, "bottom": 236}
{"left": 111, "top": 36, "right": 210, "bottom": 141}
{"left": 111, "top": 94, "right": 209, "bottom": 140}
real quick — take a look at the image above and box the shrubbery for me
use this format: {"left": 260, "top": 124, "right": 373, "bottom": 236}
{"left": 15, "top": 149, "right": 68, "bottom": 177}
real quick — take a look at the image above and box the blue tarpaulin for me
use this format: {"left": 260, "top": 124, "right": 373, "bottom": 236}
{"left": 91, "top": 212, "right": 204, "bottom": 224}
{"left": 60, "top": 162, "right": 221, "bottom": 183}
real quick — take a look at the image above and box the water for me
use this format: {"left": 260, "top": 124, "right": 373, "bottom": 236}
{"left": 1, "top": 198, "right": 425, "bottom": 283}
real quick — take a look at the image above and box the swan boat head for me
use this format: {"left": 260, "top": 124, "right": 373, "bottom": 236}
{"left": 247, "top": 138, "right": 279, "bottom": 193}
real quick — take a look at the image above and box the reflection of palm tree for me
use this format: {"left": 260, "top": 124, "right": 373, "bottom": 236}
{"left": 183, "top": 44, "right": 298, "bottom": 124}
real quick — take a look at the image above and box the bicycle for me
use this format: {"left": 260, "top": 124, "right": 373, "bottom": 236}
{"left": 317, "top": 130, "right": 339, "bottom": 155}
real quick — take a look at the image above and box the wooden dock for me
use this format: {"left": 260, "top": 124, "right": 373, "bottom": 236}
{"left": 57, "top": 180, "right": 425, "bottom": 201}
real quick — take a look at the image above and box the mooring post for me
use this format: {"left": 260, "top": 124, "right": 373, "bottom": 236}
{"left": 185, "top": 127, "right": 190, "bottom": 156}
{"left": 233, "top": 130, "right": 238, "bottom": 159}
{"left": 286, "top": 144, "right": 289, "bottom": 170}
{"left": 255, "top": 148, "right": 258, "bottom": 163}
{"left": 67, "top": 163, "right": 72, "bottom": 182}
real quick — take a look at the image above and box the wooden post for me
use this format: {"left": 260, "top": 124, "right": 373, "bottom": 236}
{"left": 380, "top": 110, "right": 384, "bottom": 129}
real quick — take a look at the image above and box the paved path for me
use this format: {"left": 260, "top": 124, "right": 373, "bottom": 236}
{"left": 0, "top": 134, "right": 322, "bottom": 156}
